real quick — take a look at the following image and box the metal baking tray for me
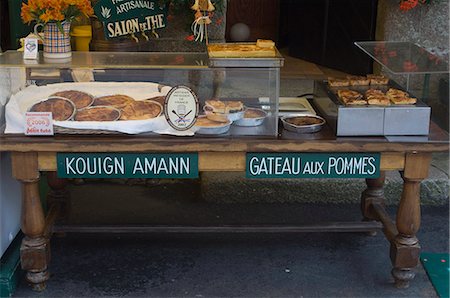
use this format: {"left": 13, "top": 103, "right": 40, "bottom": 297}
{"left": 208, "top": 44, "right": 284, "bottom": 68}
{"left": 313, "top": 80, "right": 431, "bottom": 136}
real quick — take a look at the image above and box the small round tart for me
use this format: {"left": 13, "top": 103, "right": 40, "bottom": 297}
{"left": 195, "top": 116, "right": 231, "bottom": 135}
{"left": 145, "top": 96, "right": 166, "bottom": 107}
{"left": 244, "top": 108, "right": 266, "bottom": 118}
{"left": 120, "top": 100, "right": 162, "bottom": 120}
{"left": 29, "top": 97, "right": 75, "bottom": 121}
{"left": 234, "top": 108, "right": 267, "bottom": 127}
{"left": 74, "top": 106, "right": 121, "bottom": 122}
{"left": 285, "top": 116, "right": 324, "bottom": 126}
{"left": 281, "top": 114, "right": 326, "bottom": 134}
{"left": 51, "top": 90, "right": 94, "bottom": 109}
{"left": 93, "top": 94, "right": 134, "bottom": 109}
{"left": 195, "top": 116, "right": 230, "bottom": 127}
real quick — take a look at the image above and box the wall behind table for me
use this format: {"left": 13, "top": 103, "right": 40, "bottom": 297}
{"left": 376, "top": 0, "right": 449, "bottom": 131}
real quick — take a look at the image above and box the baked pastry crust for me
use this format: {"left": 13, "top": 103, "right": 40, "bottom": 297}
{"left": 367, "top": 74, "right": 389, "bottom": 85}
{"left": 347, "top": 75, "right": 370, "bottom": 86}
{"left": 337, "top": 89, "right": 366, "bottom": 105}
{"left": 51, "top": 90, "right": 94, "bottom": 109}
{"left": 195, "top": 117, "right": 229, "bottom": 127}
{"left": 365, "top": 89, "right": 390, "bottom": 105}
{"left": 30, "top": 97, "right": 75, "bottom": 121}
{"left": 93, "top": 95, "right": 134, "bottom": 109}
{"left": 145, "top": 96, "right": 166, "bottom": 108}
{"left": 244, "top": 109, "right": 266, "bottom": 118}
{"left": 386, "top": 88, "right": 417, "bottom": 104}
{"left": 207, "top": 43, "right": 276, "bottom": 58}
{"left": 205, "top": 112, "right": 229, "bottom": 123}
{"left": 256, "top": 39, "right": 275, "bottom": 48}
{"left": 74, "top": 106, "right": 121, "bottom": 121}
{"left": 120, "top": 101, "right": 162, "bottom": 120}
{"left": 328, "top": 77, "right": 350, "bottom": 87}
{"left": 205, "top": 100, "right": 244, "bottom": 114}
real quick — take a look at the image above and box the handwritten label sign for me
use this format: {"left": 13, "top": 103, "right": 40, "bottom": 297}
{"left": 23, "top": 38, "right": 38, "bottom": 60}
{"left": 57, "top": 153, "right": 198, "bottom": 178}
{"left": 164, "top": 86, "right": 199, "bottom": 131}
{"left": 246, "top": 153, "right": 380, "bottom": 179}
{"left": 94, "top": 0, "right": 167, "bottom": 39}
{"left": 25, "top": 112, "right": 54, "bottom": 135}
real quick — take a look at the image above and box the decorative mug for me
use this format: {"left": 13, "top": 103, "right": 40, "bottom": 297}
{"left": 34, "top": 21, "right": 72, "bottom": 59}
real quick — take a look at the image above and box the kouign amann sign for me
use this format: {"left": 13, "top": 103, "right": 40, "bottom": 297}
{"left": 57, "top": 153, "right": 198, "bottom": 178}
{"left": 94, "top": 0, "right": 167, "bottom": 39}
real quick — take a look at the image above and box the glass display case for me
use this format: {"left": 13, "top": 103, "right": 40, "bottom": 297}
{"left": 0, "top": 51, "right": 283, "bottom": 137}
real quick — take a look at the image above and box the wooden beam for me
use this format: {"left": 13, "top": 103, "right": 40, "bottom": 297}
{"left": 38, "top": 152, "right": 57, "bottom": 171}
{"left": 199, "top": 152, "right": 245, "bottom": 171}
{"left": 380, "top": 152, "right": 405, "bottom": 171}
{"left": 39, "top": 151, "right": 405, "bottom": 172}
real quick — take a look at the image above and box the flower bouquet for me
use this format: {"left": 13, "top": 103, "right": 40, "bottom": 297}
{"left": 21, "top": 0, "right": 94, "bottom": 58}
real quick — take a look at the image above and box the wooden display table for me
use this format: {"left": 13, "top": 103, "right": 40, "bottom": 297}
{"left": 1, "top": 122, "right": 448, "bottom": 291}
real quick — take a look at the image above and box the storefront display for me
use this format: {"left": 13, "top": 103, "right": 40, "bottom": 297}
{"left": 0, "top": 40, "right": 448, "bottom": 292}
{"left": 0, "top": 48, "right": 282, "bottom": 137}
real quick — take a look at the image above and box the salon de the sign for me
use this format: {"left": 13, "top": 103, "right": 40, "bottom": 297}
{"left": 94, "top": 0, "right": 167, "bottom": 39}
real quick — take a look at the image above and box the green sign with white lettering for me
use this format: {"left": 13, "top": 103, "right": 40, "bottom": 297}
{"left": 57, "top": 153, "right": 198, "bottom": 178}
{"left": 246, "top": 153, "right": 380, "bottom": 178}
{"left": 94, "top": 0, "right": 167, "bottom": 39}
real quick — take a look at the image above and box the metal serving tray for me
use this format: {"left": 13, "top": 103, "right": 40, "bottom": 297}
{"left": 313, "top": 81, "right": 431, "bottom": 136}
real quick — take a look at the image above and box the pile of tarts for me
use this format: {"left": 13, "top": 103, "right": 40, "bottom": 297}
{"left": 195, "top": 99, "right": 267, "bottom": 135}
{"left": 328, "top": 75, "right": 416, "bottom": 106}
{"left": 29, "top": 90, "right": 163, "bottom": 122}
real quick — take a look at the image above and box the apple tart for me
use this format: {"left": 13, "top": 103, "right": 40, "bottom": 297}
{"left": 29, "top": 97, "right": 76, "bottom": 121}
{"left": 92, "top": 95, "right": 134, "bottom": 109}
{"left": 120, "top": 100, "right": 162, "bottom": 120}
{"left": 51, "top": 90, "right": 94, "bottom": 109}
{"left": 74, "top": 106, "right": 121, "bottom": 122}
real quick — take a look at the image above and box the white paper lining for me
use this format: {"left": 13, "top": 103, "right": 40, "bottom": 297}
{"left": 5, "top": 82, "right": 197, "bottom": 135}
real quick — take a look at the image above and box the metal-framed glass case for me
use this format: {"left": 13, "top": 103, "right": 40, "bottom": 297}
{"left": 0, "top": 51, "right": 283, "bottom": 137}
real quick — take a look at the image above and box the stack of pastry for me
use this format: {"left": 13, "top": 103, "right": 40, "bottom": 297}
{"left": 328, "top": 74, "right": 389, "bottom": 87}
{"left": 207, "top": 39, "right": 276, "bottom": 58}
{"left": 203, "top": 99, "right": 245, "bottom": 122}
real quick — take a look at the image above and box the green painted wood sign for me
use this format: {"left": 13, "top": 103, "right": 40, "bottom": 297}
{"left": 94, "top": 0, "right": 167, "bottom": 39}
{"left": 57, "top": 153, "right": 198, "bottom": 178}
{"left": 246, "top": 153, "right": 380, "bottom": 178}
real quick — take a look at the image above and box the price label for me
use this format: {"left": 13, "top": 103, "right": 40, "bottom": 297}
{"left": 25, "top": 112, "right": 54, "bottom": 135}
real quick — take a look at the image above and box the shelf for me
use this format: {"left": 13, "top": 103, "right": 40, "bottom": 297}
{"left": 355, "top": 41, "right": 449, "bottom": 75}
{"left": 0, "top": 51, "right": 210, "bottom": 69}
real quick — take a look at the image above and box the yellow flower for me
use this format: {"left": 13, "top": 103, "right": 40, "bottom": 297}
{"left": 21, "top": 0, "right": 93, "bottom": 24}
{"left": 20, "top": 3, "right": 33, "bottom": 23}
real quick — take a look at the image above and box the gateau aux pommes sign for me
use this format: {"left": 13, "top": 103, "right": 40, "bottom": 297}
{"left": 94, "top": 0, "right": 167, "bottom": 39}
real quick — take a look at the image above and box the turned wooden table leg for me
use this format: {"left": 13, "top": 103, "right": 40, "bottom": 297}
{"left": 11, "top": 152, "right": 50, "bottom": 291}
{"left": 390, "top": 152, "right": 431, "bottom": 289}
{"left": 361, "top": 171, "right": 386, "bottom": 221}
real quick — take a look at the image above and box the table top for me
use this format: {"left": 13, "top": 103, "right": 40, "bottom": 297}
{"left": 1, "top": 121, "right": 448, "bottom": 153}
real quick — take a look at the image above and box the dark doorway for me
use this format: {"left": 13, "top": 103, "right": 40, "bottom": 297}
{"left": 280, "top": 0, "right": 378, "bottom": 75}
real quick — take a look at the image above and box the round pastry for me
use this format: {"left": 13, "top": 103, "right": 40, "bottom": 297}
{"left": 119, "top": 100, "right": 162, "bottom": 120}
{"left": 74, "top": 106, "right": 121, "bottom": 122}
{"left": 205, "top": 112, "right": 229, "bottom": 123}
{"left": 195, "top": 116, "right": 230, "bottom": 127}
{"left": 146, "top": 96, "right": 166, "bottom": 107}
{"left": 195, "top": 116, "right": 231, "bottom": 135}
{"left": 92, "top": 94, "right": 134, "bottom": 109}
{"left": 29, "top": 97, "right": 76, "bottom": 121}
{"left": 244, "top": 108, "right": 266, "bottom": 118}
{"left": 51, "top": 90, "right": 94, "bottom": 109}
